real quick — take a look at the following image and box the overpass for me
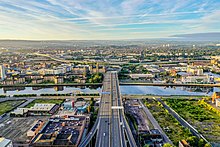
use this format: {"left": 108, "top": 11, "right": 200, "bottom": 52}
{"left": 79, "top": 72, "right": 137, "bottom": 147}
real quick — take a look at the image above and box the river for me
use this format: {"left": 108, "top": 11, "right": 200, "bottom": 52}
{"left": 0, "top": 85, "right": 219, "bottom": 96}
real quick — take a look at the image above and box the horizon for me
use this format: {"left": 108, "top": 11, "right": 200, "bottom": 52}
{"left": 0, "top": 0, "right": 220, "bottom": 40}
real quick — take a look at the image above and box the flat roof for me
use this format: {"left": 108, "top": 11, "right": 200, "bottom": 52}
{"left": 0, "top": 137, "right": 12, "bottom": 147}
{"left": 29, "top": 103, "right": 56, "bottom": 111}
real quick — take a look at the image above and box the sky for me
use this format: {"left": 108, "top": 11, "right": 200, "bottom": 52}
{"left": 0, "top": 0, "right": 220, "bottom": 40}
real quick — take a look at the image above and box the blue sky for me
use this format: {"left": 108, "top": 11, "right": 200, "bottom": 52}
{"left": 0, "top": 0, "right": 219, "bottom": 40}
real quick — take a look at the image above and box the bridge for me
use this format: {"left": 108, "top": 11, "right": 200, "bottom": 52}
{"left": 1, "top": 82, "right": 220, "bottom": 88}
{"left": 79, "top": 72, "right": 137, "bottom": 147}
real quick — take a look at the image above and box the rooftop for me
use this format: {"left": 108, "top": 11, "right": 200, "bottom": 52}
{"left": 0, "top": 137, "right": 12, "bottom": 147}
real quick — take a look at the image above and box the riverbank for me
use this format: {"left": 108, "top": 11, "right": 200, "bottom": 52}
{"left": 122, "top": 94, "right": 210, "bottom": 99}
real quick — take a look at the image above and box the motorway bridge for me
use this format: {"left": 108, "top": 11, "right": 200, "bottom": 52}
{"left": 79, "top": 72, "right": 137, "bottom": 147}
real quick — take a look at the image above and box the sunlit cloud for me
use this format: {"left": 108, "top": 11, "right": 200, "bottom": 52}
{"left": 0, "top": 0, "right": 219, "bottom": 40}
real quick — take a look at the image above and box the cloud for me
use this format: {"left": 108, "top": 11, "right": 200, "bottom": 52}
{"left": 170, "top": 32, "right": 220, "bottom": 41}
{"left": 0, "top": 0, "right": 219, "bottom": 40}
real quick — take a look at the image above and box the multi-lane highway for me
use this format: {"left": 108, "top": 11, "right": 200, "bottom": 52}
{"left": 96, "top": 71, "right": 137, "bottom": 147}
{"left": 79, "top": 71, "right": 137, "bottom": 147}
{"left": 111, "top": 72, "right": 126, "bottom": 147}
{"left": 95, "top": 72, "right": 112, "bottom": 147}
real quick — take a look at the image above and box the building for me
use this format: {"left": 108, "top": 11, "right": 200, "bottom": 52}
{"left": 75, "top": 101, "right": 88, "bottom": 113}
{"left": 38, "top": 68, "right": 65, "bottom": 75}
{"left": 54, "top": 76, "right": 64, "bottom": 84}
{"left": 0, "top": 137, "right": 13, "bottom": 147}
{"left": 28, "top": 103, "right": 59, "bottom": 116}
{"left": 181, "top": 75, "right": 211, "bottom": 84}
{"left": 62, "top": 101, "right": 88, "bottom": 113}
{"left": 62, "top": 100, "right": 75, "bottom": 111}
{"left": 129, "top": 74, "right": 154, "bottom": 79}
{"left": 186, "top": 65, "right": 203, "bottom": 75}
{"left": 31, "top": 116, "right": 87, "bottom": 146}
{"left": 11, "top": 103, "right": 59, "bottom": 116}
{"left": 89, "top": 63, "right": 106, "bottom": 74}
{"left": 212, "top": 92, "right": 220, "bottom": 103}
{"left": 27, "top": 120, "right": 44, "bottom": 138}
{"left": 0, "top": 65, "right": 6, "bottom": 80}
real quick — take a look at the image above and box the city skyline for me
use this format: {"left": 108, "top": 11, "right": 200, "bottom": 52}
{"left": 0, "top": 0, "right": 220, "bottom": 40}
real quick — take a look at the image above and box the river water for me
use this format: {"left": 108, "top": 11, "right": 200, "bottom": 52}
{"left": 0, "top": 85, "right": 219, "bottom": 96}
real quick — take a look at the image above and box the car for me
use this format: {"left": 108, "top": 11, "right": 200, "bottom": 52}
{"left": 6, "top": 121, "right": 11, "bottom": 124}
{"left": 103, "top": 133, "right": 106, "bottom": 136}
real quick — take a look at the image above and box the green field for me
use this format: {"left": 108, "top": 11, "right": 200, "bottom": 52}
{"left": 25, "top": 99, "right": 64, "bottom": 108}
{"left": 164, "top": 99, "right": 220, "bottom": 144}
{"left": 143, "top": 99, "right": 193, "bottom": 146}
{"left": 0, "top": 100, "right": 25, "bottom": 115}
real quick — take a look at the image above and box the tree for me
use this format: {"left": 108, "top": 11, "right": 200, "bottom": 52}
{"left": 204, "top": 143, "right": 212, "bottom": 147}
{"left": 90, "top": 97, "right": 95, "bottom": 106}
{"left": 163, "top": 143, "right": 173, "bottom": 147}
{"left": 198, "top": 139, "right": 205, "bottom": 147}
{"left": 187, "top": 136, "right": 197, "bottom": 146}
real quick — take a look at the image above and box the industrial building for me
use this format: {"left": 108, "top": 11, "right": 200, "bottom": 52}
{"left": 11, "top": 103, "right": 59, "bottom": 116}
{"left": 62, "top": 100, "right": 89, "bottom": 113}
{"left": 27, "top": 120, "right": 45, "bottom": 139}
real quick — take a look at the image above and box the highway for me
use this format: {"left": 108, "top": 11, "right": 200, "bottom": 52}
{"left": 95, "top": 72, "right": 112, "bottom": 147}
{"left": 79, "top": 71, "right": 137, "bottom": 147}
{"left": 111, "top": 72, "right": 126, "bottom": 147}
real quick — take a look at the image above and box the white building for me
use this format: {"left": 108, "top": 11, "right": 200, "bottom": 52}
{"left": 129, "top": 74, "right": 154, "bottom": 79}
{"left": 0, "top": 137, "right": 13, "bottom": 147}
{"left": 0, "top": 65, "right": 6, "bottom": 80}
{"left": 186, "top": 65, "right": 203, "bottom": 75}
{"left": 38, "top": 68, "right": 65, "bottom": 75}
{"left": 181, "top": 75, "right": 211, "bottom": 84}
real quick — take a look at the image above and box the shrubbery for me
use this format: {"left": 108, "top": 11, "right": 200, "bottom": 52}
{"left": 13, "top": 94, "right": 37, "bottom": 97}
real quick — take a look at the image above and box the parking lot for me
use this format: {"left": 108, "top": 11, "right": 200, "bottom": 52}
{"left": 0, "top": 116, "right": 49, "bottom": 144}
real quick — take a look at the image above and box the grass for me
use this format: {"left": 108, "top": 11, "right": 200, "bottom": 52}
{"left": 164, "top": 98, "right": 220, "bottom": 144}
{"left": 0, "top": 100, "right": 25, "bottom": 115}
{"left": 25, "top": 99, "right": 64, "bottom": 108}
{"left": 143, "top": 99, "right": 193, "bottom": 146}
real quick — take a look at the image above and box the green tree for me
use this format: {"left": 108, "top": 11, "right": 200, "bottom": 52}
{"left": 198, "top": 139, "right": 205, "bottom": 147}
{"left": 187, "top": 136, "right": 197, "bottom": 146}
{"left": 204, "top": 143, "right": 212, "bottom": 147}
{"left": 163, "top": 143, "right": 174, "bottom": 147}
